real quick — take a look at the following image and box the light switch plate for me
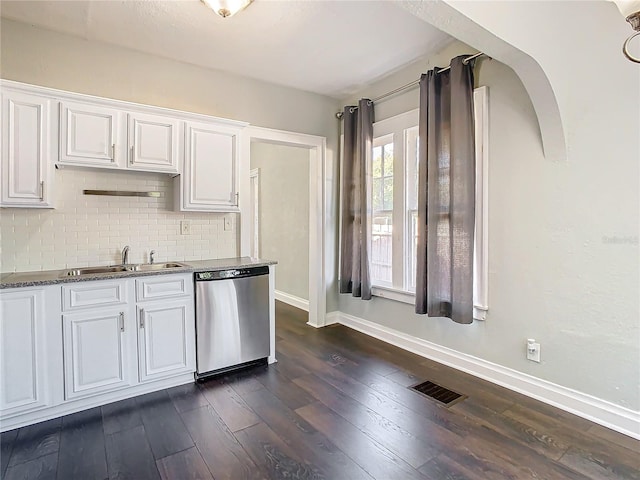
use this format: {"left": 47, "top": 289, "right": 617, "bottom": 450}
{"left": 224, "top": 215, "right": 232, "bottom": 231}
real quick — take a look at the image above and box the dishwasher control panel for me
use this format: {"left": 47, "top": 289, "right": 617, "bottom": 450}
{"left": 195, "top": 266, "right": 269, "bottom": 281}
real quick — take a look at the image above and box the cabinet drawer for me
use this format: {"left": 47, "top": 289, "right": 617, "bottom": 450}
{"left": 136, "top": 275, "right": 190, "bottom": 301}
{"left": 63, "top": 281, "right": 127, "bottom": 311}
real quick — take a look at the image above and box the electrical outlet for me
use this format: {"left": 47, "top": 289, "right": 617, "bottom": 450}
{"left": 224, "top": 215, "right": 232, "bottom": 231}
{"left": 180, "top": 220, "right": 191, "bottom": 235}
{"left": 526, "top": 338, "right": 541, "bottom": 363}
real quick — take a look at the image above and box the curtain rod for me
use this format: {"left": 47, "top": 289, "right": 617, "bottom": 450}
{"left": 336, "top": 52, "right": 487, "bottom": 119}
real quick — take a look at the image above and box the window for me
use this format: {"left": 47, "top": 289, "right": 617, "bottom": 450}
{"left": 370, "top": 137, "right": 394, "bottom": 287}
{"left": 368, "top": 109, "right": 419, "bottom": 298}
{"left": 367, "top": 87, "right": 489, "bottom": 320}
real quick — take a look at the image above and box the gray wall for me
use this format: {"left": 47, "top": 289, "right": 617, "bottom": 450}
{"left": 251, "top": 142, "right": 310, "bottom": 300}
{"left": 0, "top": 18, "right": 341, "bottom": 312}
{"left": 339, "top": 40, "right": 640, "bottom": 411}
{"left": 0, "top": 19, "right": 339, "bottom": 140}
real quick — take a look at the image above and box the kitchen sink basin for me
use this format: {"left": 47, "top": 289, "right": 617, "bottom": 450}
{"left": 62, "top": 262, "right": 187, "bottom": 277}
{"left": 134, "top": 262, "right": 186, "bottom": 271}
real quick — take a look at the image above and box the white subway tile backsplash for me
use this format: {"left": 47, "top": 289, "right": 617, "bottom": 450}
{"left": 1, "top": 168, "right": 238, "bottom": 272}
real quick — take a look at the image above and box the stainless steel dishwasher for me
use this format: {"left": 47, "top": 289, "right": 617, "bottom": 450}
{"left": 194, "top": 266, "right": 270, "bottom": 380}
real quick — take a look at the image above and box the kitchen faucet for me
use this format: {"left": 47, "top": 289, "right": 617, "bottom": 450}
{"left": 122, "top": 245, "right": 130, "bottom": 265}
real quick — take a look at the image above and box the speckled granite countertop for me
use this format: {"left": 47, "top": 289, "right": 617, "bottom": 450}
{"left": 0, "top": 257, "right": 277, "bottom": 289}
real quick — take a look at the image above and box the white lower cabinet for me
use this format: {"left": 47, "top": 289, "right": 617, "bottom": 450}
{"left": 0, "top": 273, "right": 196, "bottom": 431}
{"left": 62, "top": 306, "right": 135, "bottom": 400}
{"left": 136, "top": 274, "right": 195, "bottom": 383}
{"left": 138, "top": 299, "right": 195, "bottom": 382}
{"left": 0, "top": 289, "right": 49, "bottom": 415}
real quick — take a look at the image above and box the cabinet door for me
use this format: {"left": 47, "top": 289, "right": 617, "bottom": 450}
{"left": 0, "top": 289, "right": 48, "bottom": 415}
{"left": 181, "top": 121, "right": 240, "bottom": 211}
{"left": 1, "top": 91, "right": 53, "bottom": 207}
{"left": 59, "top": 101, "right": 123, "bottom": 168}
{"left": 128, "top": 112, "right": 179, "bottom": 173}
{"left": 138, "top": 300, "right": 195, "bottom": 382}
{"left": 63, "top": 307, "right": 134, "bottom": 400}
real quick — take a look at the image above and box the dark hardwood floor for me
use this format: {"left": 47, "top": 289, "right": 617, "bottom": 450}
{"left": 2, "top": 301, "right": 638, "bottom": 479}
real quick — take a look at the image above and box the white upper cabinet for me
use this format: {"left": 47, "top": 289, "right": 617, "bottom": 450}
{"left": 128, "top": 112, "right": 179, "bottom": 173}
{"left": 59, "top": 103, "right": 180, "bottom": 174}
{"left": 1, "top": 91, "right": 54, "bottom": 208}
{"left": 59, "top": 100, "right": 124, "bottom": 168}
{"left": 1, "top": 81, "right": 248, "bottom": 207}
{"left": 176, "top": 121, "right": 241, "bottom": 212}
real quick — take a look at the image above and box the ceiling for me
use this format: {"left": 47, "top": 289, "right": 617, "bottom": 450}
{"left": 0, "top": 0, "right": 453, "bottom": 99}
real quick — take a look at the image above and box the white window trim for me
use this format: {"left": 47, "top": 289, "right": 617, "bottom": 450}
{"left": 368, "top": 87, "right": 489, "bottom": 322}
{"left": 371, "top": 285, "right": 416, "bottom": 304}
{"left": 473, "top": 86, "right": 489, "bottom": 321}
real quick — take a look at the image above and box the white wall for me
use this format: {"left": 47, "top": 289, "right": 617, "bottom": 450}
{"left": 0, "top": 18, "right": 340, "bottom": 294}
{"left": 339, "top": 36, "right": 640, "bottom": 412}
{"left": 250, "top": 142, "right": 310, "bottom": 300}
{"left": 1, "top": 169, "right": 237, "bottom": 271}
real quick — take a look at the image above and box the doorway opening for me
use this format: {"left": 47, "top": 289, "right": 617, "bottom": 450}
{"left": 249, "top": 143, "right": 310, "bottom": 313}
{"left": 240, "top": 127, "right": 326, "bottom": 328}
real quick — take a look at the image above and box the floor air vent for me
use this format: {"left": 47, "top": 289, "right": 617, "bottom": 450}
{"left": 410, "top": 380, "right": 466, "bottom": 407}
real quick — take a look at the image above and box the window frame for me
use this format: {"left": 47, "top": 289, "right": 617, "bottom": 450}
{"left": 369, "top": 109, "right": 419, "bottom": 295}
{"left": 368, "top": 87, "right": 489, "bottom": 321}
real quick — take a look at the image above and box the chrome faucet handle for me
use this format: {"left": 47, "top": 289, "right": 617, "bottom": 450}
{"left": 149, "top": 250, "right": 156, "bottom": 264}
{"left": 122, "top": 245, "right": 130, "bottom": 265}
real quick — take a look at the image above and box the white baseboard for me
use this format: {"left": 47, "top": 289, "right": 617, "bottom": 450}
{"left": 325, "top": 311, "right": 340, "bottom": 326}
{"left": 328, "top": 311, "right": 640, "bottom": 440}
{"left": 275, "top": 290, "right": 309, "bottom": 312}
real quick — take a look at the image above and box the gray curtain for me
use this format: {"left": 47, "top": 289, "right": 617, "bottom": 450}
{"left": 415, "top": 56, "right": 475, "bottom": 324}
{"left": 339, "top": 99, "right": 374, "bottom": 300}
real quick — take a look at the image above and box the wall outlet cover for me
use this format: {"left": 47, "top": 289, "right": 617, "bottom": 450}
{"left": 526, "top": 341, "right": 541, "bottom": 363}
{"left": 224, "top": 215, "right": 232, "bottom": 231}
{"left": 180, "top": 220, "right": 191, "bottom": 235}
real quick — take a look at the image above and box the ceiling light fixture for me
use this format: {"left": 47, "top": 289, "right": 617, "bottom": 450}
{"left": 612, "top": 0, "right": 640, "bottom": 62}
{"left": 201, "top": 0, "right": 253, "bottom": 18}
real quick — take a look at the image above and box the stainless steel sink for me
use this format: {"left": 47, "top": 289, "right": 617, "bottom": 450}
{"left": 62, "top": 262, "right": 187, "bottom": 277}
{"left": 135, "top": 262, "right": 186, "bottom": 272}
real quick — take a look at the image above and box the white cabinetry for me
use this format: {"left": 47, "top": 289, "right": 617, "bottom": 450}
{"left": 62, "top": 307, "right": 135, "bottom": 399}
{"left": 61, "top": 280, "right": 135, "bottom": 400}
{"left": 0, "top": 286, "right": 61, "bottom": 419}
{"left": 59, "top": 102, "right": 180, "bottom": 174}
{"left": 136, "top": 275, "right": 195, "bottom": 382}
{"left": 137, "top": 301, "right": 194, "bottom": 382}
{"left": 59, "top": 100, "right": 124, "bottom": 168}
{"left": 0, "top": 289, "right": 48, "bottom": 415}
{"left": 60, "top": 274, "right": 194, "bottom": 400}
{"left": 1, "top": 90, "right": 54, "bottom": 208}
{"left": 1, "top": 81, "right": 247, "bottom": 210}
{"left": 128, "top": 112, "right": 179, "bottom": 173}
{"left": 0, "top": 273, "right": 197, "bottom": 432}
{"left": 176, "top": 121, "right": 241, "bottom": 212}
